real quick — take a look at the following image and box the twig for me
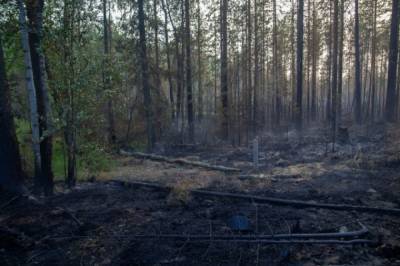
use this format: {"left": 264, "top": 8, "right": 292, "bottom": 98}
{"left": 0, "top": 196, "right": 20, "bottom": 210}
{"left": 55, "top": 207, "right": 83, "bottom": 226}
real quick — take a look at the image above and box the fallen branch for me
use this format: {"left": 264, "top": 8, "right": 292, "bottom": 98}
{"left": 112, "top": 180, "right": 400, "bottom": 216}
{"left": 134, "top": 237, "right": 376, "bottom": 245}
{"left": 119, "top": 149, "right": 241, "bottom": 173}
{"left": 132, "top": 222, "right": 368, "bottom": 240}
{"left": 146, "top": 239, "right": 374, "bottom": 245}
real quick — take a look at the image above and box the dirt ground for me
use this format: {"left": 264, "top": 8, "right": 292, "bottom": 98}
{"left": 1, "top": 124, "right": 400, "bottom": 265}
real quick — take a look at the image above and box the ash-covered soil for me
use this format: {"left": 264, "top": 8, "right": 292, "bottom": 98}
{"left": 1, "top": 124, "right": 400, "bottom": 265}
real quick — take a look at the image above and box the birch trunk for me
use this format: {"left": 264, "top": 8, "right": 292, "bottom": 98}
{"left": 17, "top": 0, "right": 42, "bottom": 185}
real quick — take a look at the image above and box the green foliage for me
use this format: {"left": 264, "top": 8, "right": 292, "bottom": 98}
{"left": 14, "top": 119, "right": 114, "bottom": 181}
{"left": 15, "top": 118, "right": 34, "bottom": 176}
{"left": 78, "top": 142, "right": 115, "bottom": 179}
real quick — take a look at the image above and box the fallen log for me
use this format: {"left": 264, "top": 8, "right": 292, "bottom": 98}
{"left": 120, "top": 149, "right": 241, "bottom": 173}
{"left": 112, "top": 180, "right": 400, "bottom": 216}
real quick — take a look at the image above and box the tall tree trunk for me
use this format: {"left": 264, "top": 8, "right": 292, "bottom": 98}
{"left": 63, "top": 0, "right": 77, "bottom": 188}
{"left": 337, "top": 0, "right": 344, "bottom": 125}
{"left": 291, "top": 0, "right": 296, "bottom": 121}
{"left": 331, "top": 0, "right": 339, "bottom": 147}
{"left": 184, "top": 0, "right": 194, "bottom": 142}
{"left": 310, "top": 1, "right": 317, "bottom": 121}
{"left": 161, "top": 0, "right": 175, "bottom": 119}
{"left": 196, "top": 0, "right": 203, "bottom": 121}
{"left": 354, "top": 0, "right": 362, "bottom": 124}
{"left": 138, "top": 0, "right": 156, "bottom": 151}
{"left": 253, "top": 0, "right": 259, "bottom": 134}
{"left": 369, "top": 0, "right": 377, "bottom": 121}
{"left": 273, "top": 0, "right": 279, "bottom": 126}
{"left": 326, "top": 4, "right": 332, "bottom": 121}
{"left": 0, "top": 34, "right": 24, "bottom": 193}
{"left": 295, "top": 0, "right": 304, "bottom": 131}
{"left": 306, "top": 0, "right": 311, "bottom": 122}
{"left": 102, "top": 0, "right": 116, "bottom": 145}
{"left": 26, "top": 0, "right": 54, "bottom": 195}
{"left": 221, "top": 0, "right": 229, "bottom": 139}
{"left": 385, "top": 0, "right": 400, "bottom": 122}
{"left": 17, "top": 0, "right": 42, "bottom": 189}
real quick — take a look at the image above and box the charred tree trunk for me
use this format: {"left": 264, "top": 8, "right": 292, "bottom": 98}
{"left": 162, "top": 0, "right": 175, "bottom": 120}
{"left": 331, "top": 0, "right": 339, "bottom": 148}
{"left": 310, "top": 1, "right": 317, "bottom": 121}
{"left": 354, "top": 0, "right": 362, "bottom": 124}
{"left": 0, "top": 34, "right": 24, "bottom": 193}
{"left": 102, "top": 0, "right": 116, "bottom": 145}
{"left": 295, "top": 0, "right": 304, "bottom": 131}
{"left": 185, "top": 0, "right": 194, "bottom": 142}
{"left": 337, "top": 0, "right": 344, "bottom": 125}
{"left": 385, "top": 0, "right": 400, "bottom": 122}
{"left": 63, "top": 0, "right": 77, "bottom": 188}
{"left": 196, "top": 0, "right": 203, "bottom": 121}
{"left": 138, "top": 0, "right": 156, "bottom": 151}
{"left": 221, "top": 0, "right": 229, "bottom": 139}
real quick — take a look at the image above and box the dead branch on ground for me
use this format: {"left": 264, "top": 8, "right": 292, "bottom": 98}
{"left": 119, "top": 149, "right": 241, "bottom": 172}
{"left": 112, "top": 180, "right": 400, "bottom": 216}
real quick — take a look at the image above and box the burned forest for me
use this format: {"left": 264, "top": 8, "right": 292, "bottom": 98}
{"left": 2, "top": 0, "right": 400, "bottom": 265}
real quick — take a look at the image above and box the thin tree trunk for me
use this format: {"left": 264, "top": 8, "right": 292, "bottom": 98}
{"left": 295, "top": 0, "right": 304, "bottom": 131}
{"left": 354, "top": 0, "right": 362, "bottom": 124}
{"left": 337, "top": 0, "right": 344, "bottom": 125}
{"left": 310, "top": 1, "right": 317, "bottom": 121}
{"left": 196, "top": 0, "right": 203, "bottom": 121}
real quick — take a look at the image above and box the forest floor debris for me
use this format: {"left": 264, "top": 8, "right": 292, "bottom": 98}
{"left": 1, "top": 125, "right": 400, "bottom": 265}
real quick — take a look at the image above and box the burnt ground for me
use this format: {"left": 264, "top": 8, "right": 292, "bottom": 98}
{"left": 1, "top": 124, "right": 400, "bottom": 265}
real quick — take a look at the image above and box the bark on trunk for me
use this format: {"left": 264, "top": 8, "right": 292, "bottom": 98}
{"left": 138, "top": 0, "right": 156, "bottom": 151}
{"left": 220, "top": 0, "right": 229, "bottom": 139}
{"left": 185, "top": 0, "right": 194, "bottom": 142}
{"left": 0, "top": 34, "right": 25, "bottom": 193}
{"left": 26, "top": 0, "right": 54, "bottom": 196}
{"left": 17, "top": 0, "right": 42, "bottom": 188}
{"left": 354, "top": 0, "right": 362, "bottom": 124}
{"left": 295, "top": 0, "right": 304, "bottom": 131}
{"left": 385, "top": 0, "right": 400, "bottom": 122}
